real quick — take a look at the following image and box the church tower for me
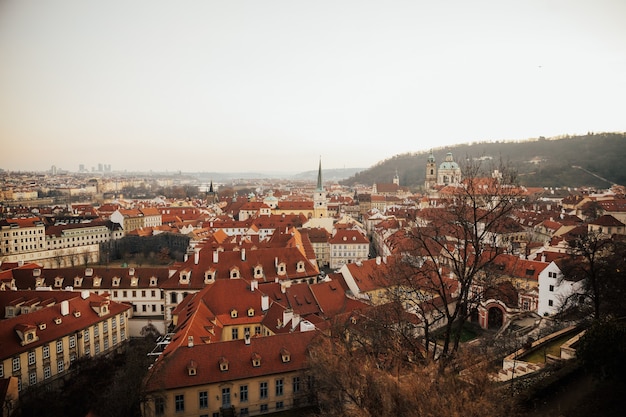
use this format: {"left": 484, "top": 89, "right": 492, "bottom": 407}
{"left": 425, "top": 150, "right": 437, "bottom": 190}
{"left": 393, "top": 169, "right": 400, "bottom": 186}
{"left": 313, "top": 158, "right": 328, "bottom": 218}
{"left": 206, "top": 180, "right": 218, "bottom": 205}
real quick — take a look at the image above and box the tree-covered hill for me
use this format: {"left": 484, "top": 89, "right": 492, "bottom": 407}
{"left": 341, "top": 132, "right": 626, "bottom": 189}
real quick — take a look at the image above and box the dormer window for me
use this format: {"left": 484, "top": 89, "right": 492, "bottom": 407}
{"left": 149, "top": 277, "right": 158, "bottom": 287}
{"left": 35, "top": 277, "right": 45, "bottom": 287}
{"left": 251, "top": 353, "right": 261, "bottom": 367}
{"left": 129, "top": 267, "right": 135, "bottom": 276}
{"left": 130, "top": 277, "right": 138, "bottom": 287}
{"left": 38, "top": 323, "right": 46, "bottom": 331}
{"left": 54, "top": 317, "right": 62, "bottom": 325}
{"left": 33, "top": 268, "right": 41, "bottom": 277}
{"left": 74, "top": 277, "right": 83, "bottom": 287}
{"left": 54, "top": 277, "right": 64, "bottom": 288}
{"left": 90, "top": 301, "right": 110, "bottom": 317}
{"left": 229, "top": 267, "right": 240, "bottom": 279}
{"left": 280, "top": 348, "right": 291, "bottom": 363}
{"left": 277, "top": 262, "right": 286, "bottom": 276}
{"left": 254, "top": 265, "right": 263, "bottom": 278}
{"left": 219, "top": 357, "right": 229, "bottom": 372}
{"left": 73, "top": 310, "right": 81, "bottom": 318}
{"left": 247, "top": 308, "right": 254, "bottom": 317}
{"left": 179, "top": 271, "right": 191, "bottom": 284}
{"left": 15, "top": 324, "right": 38, "bottom": 346}
{"left": 85, "top": 268, "right": 93, "bottom": 277}
{"left": 296, "top": 261, "right": 305, "bottom": 273}
{"left": 93, "top": 277, "right": 101, "bottom": 287}
{"left": 230, "top": 309, "right": 238, "bottom": 318}
{"left": 204, "top": 270, "right": 216, "bottom": 284}
{"left": 112, "top": 277, "right": 120, "bottom": 287}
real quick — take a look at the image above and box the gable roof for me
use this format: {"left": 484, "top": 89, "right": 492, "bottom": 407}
{"left": 0, "top": 290, "right": 130, "bottom": 361}
{"left": 143, "top": 330, "right": 317, "bottom": 392}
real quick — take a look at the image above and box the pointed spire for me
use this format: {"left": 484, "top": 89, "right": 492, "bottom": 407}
{"left": 316, "top": 157, "right": 323, "bottom": 191}
{"left": 209, "top": 180, "right": 214, "bottom": 193}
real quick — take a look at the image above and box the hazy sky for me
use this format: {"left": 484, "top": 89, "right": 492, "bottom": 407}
{"left": 1, "top": 0, "right": 624, "bottom": 173}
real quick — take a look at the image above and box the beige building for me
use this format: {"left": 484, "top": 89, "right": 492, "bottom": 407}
{"left": 0, "top": 218, "right": 46, "bottom": 259}
{"left": 328, "top": 229, "right": 369, "bottom": 270}
{"left": 142, "top": 331, "right": 316, "bottom": 417}
{"left": 0, "top": 290, "right": 131, "bottom": 393}
{"left": 1, "top": 218, "right": 123, "bottom": 268}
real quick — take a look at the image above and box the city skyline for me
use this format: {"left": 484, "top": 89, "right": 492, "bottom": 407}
{"left": 1, "top": 0, "right": 625, "bottom": 173}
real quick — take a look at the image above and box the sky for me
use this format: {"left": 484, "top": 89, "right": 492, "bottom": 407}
{"left": 1, "top": 0, "right": 625, "bottom": 173}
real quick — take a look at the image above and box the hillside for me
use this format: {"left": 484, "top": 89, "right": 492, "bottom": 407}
{"left": 341, "top": 132, "right": 626, "bottom": 189}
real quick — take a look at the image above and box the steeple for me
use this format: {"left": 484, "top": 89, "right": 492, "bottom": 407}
{"left": 313, "top": 158, "right": 327, "bottom": 218}
{"left": 206, "top": 180, "right": 217, "bottom": 204}
{"left": 316, "top": 157, "right": 323, "bottom": 192}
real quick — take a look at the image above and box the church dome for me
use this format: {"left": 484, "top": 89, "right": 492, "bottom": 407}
{"left": 439, "top": 152, "right": 459, "bottom": 170}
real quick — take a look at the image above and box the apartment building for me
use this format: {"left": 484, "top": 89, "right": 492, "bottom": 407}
{"left": 328, "top": 229, "right": 369, "bottom": 270}
{"left": 10, "top": 266, "right": 170, "bottom": 336}
{"left": 142, "top": 330, "right": 316, "bottom": 417}
{"left": 0, "top": 290, "right": 131, "bottom": 393}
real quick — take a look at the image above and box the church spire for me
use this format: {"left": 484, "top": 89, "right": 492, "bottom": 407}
{"left": 316, "top": 157, "right": 323, "bottom": 192}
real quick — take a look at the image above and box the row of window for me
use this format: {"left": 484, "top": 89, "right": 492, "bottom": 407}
{"left": 231, "top": 326, "right": 263, "bottom": 340}
{"left": 113, "top": 289, "right": 160, "bottom": 298}
{"left": 132, "top": 304, "right": 164, "bottom": 313}
{"left": 161, "top": 377, "right": 300, "bottom": 414}
{"left": 5, "top": 334, "right": 126, "bottom": 391}
{"left": 331, "top": 244, "right": 368, "bottom": 250}
{"left": 331, "top": 251, "right": 367, "bottom": 257}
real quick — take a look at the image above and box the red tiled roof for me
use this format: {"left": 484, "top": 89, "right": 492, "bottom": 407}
{"left": 143, "top": 331, "right": 317, "bottom": 392}
{"left": 0, "top": 290, "right": 131, "bottom": 361}
{"left": 328, "top": 229, "right": 369, "bottom": 244}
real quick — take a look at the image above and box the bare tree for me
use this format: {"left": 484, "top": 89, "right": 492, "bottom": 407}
{"left": 559, "top": 231, "right": 626, "bottom": 320}
{"left": 390, "top": 158, "right": 523, "bottom": 368}
{"left": 307, "top": 322, "right": 514, "bottom": 417}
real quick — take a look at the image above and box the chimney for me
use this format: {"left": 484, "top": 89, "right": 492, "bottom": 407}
{"left": 251, "top": 280, "right": 258, "bottom": 292}
{"left": 261, "top": 294, "right": 269, "bottom": 311}
{"left": 376, "top": 256, "right": 381, "bottom": 265}
{"left": 188, "top": 336, "right": 194, "bottom": 348}
{"left": 194, "top": 249, "right": 200, "bottom": 265}
{"left": 81, "top": 290, "right": 89, "bottom": 299}
{"left": 213, "top": 250, "right": 219, "bottom": 264}
{"left": 60, "top": 300, "right": 69, "bottom": 316}
{"left": 541, "top": 253, "right": 546, "bottom": 262}
{"left": 275, "top": 257, "right": 278, "bottom": 267}
{"left": 241, "top": 248, "right": 246, "bottom": 261}
{"left": 283, "top": 308, "right": 294, "bottom": 328}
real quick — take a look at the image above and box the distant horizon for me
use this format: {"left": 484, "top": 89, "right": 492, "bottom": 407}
{"left": 3, "top": 131, "right": 620, "bottom": 175}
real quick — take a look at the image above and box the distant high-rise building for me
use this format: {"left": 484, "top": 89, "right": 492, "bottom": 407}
{"left": 51, "top": 165, "right": 57, "bottom": 175}
{"left": 98, "top": 163, "right": 103, "bottom": 172}
{"left": 79, "top": 164, "right": 85, "bottom": 172}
